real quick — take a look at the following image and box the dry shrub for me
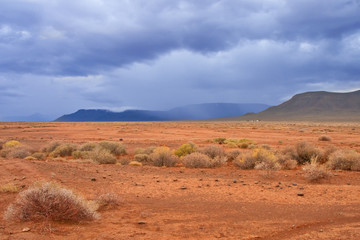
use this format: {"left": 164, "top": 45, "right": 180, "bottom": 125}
{"left": 213, "top": 137, "right": 226, "bottom": 144}
{"left": 318, "top": 145, "right": 337, "bottom": 164}
{"left": 118, "top": 157, "right": 130, "bottom": 165}
{"left": 224, "top": 138, "right": 254, "bottom": 149}
{"left": 182, "top": 152, "right": 225, "bottom": 168}
{"left": 200, "top": 145, "right": 225, "bottom": 159}
{"left": 4, "top": 182, "right": 97, "bottom": 222}
{"left": 89, "top": 148, "right": 117, "bottom": 164}
{"left": 303, "top": 162, "right": 331, "bottom": 182}
{"left": 32, "top": 152, "right": 46, "bottom": 160}
{"left": 318, "top": 135, "right": 332, "bottom": 141}
{"left": 134, "top": 154, "right": 151, "bottom": 164}
{"left": 1, "top": 184, "right": 19, "bottom": 193}
{"left": 24, "top": 156, "right": 37, "bottom": 161}
{"left": 72, "top": 150, "right": 85, "bottom": 159}
{"left": 42, "top": 141, "right": 61, "bottom": 153}
{"left": 233, "top": 151, "right": 256, "bottom": 169}
{"left": 0, "top": 139, "right": 5, "bottom": 150}
{"left": 98, "top": 141, "right": 126, "bottom": 155}
{"left": 327, "top": 150, "right": 360, "bottom": 171}
{"left": 226, "top": 149, "right": 241, "bottom": 161}
{"left": 150, "top": 147, "right": 178, "bottom": 167}
{"left": 128, "top": 161, "right": 142, "bottom": 166}
{"left": 50, "top": 144, "right": 77, "bottom": 158}
{"left": 96, "top": 193, "right": 120, "bottom": 210}
{"left": 7, "top": 146, "right": 32, "bottom": 159}
{"left": 134, "top": 146, "right": 155, "bottom": 155}
{"left": 276, "top": 153, "right": 298, "bottom": 170}
{"left": 79, "top": 142, "right": 98, "bottom": 151}
{"left": 295, "top": 141, "right": 321, "bottom": 164}
{"left": 234, "top": 148, "right": 279, "bottom": 170}
{"left": 174, "top": 142, "right": 197, "bottom": 157}
{"left": 3, "top": 140, "right": 21, "bottom": 149}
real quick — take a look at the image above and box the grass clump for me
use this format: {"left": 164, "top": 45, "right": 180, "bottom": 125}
{"left": 226, "top": 149, "right": 241, "bottom": 161}
{"left": 150, "top": 147, "right": 178, "bottom": 167}
{"left": 182, "top": 152, "right": 225, "bottom": 168}
{"left": 295, "top": 141, "right": 322, "bottom": 165}
{"left": 98, "top": 141, "right": 126, "bottom": 155}
{"left": 42, "top": 141, "right": 61, "bottom": 153}
{"left": 79, "top": 142, "right": 98, "bottom": 152}
{"left": 134, "top": 154, "right": 151, "bottom": 164}
{"left": 96, "top": 193, "right": 120, "bottom": 210}
{"left": 5, "top": 146, "right": 31, "bottom": 159}
{"left": 89, "top": 148, "right": 117, "bottom": 164}
{"left": 1, "top": 184, "right": 19, "bottom": 193}
{"left": 318, "top": 135, "right": 332, "bottom": 141}
{"left": 50, "top": 144, "right": 77, "bottom": 158}
{"left": 303, "top": 160, "right": 331, "bottom": 182}
{"left": 31, "top": 152, "right": 46, "bottom": 160}
{"left": 2, "top": 140, "right": 21, "bottom": 149}
{"left": 134, "top": 146, "right": 155, "bottom": 155}
{"left": 200, "top": 145, "right": 225, "bottom": 159}
{"left": 174, "top": 142, "right": 197, "bottom": 157}
{"left": 327, "top": 150, "right": 360, "bottom": 171}
{"left": 4, "top": 182, "right": 97, "bottom": 222}
{"left": 213, "top": 137, "right": 226, "bottom": 144}
{"left": 224, "top": 139, "right": 254, "bottom": 149}
{"left": 234, "top": 148, "right": 279, "bottom": 170}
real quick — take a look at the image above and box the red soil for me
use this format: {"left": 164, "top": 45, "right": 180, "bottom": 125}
{"left": 0, "top": 121, "right": 360, "bottom": 239}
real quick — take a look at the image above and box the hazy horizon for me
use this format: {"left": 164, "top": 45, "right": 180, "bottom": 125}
{"left": 1, "top": 0, "right": 360, "bottom": 121}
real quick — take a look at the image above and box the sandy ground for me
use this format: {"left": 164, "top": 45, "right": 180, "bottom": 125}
{"left": 0, "top": 121, "right": 360, "bottom": 240}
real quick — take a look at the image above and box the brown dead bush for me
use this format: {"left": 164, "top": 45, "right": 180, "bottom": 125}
{"left": 182, "top": 152, "right": 225, "bottom": 168}
{"left": 303, "top": 162, "right": 331, "bottom": 182}
{"left": 327, "top": 150, "right": 360, "bottom": 171}
{"left": 150, "top": 148, "right": 178, "bottom": 167}
{"left": 89, "top": 148, "right": 117, "bottom": 164}
{"left": 4, "top": 182, "right": 97, "bottom": 222}
{"left": 295, "top": 141, "right": 322, "bottom": 164}
{"left": 199, "top": 145, "right": 225, "bottom": 159}
{"left": 96, "top": 193, "right": 120, "bottom": 210}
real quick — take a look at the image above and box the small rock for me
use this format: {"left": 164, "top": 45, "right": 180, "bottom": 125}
{"left": 199, "top": 178, "right": 203, "bottom": 181}
{"left": 180, "top": 186, "right": 187, "bottom": 190}
{"left": 297, "top": 193, "right": 304, "bottom": 197}
{"left": 278, "top": 182, "right": 282, "bottom": 185}
{"left": 138, "top": 221, "right": 146, "bottom": 225}
{"left": 275, "top": 185, "right": 280, "bottom": 188}
{"left": 215, "top": 179, "right": 219, "bottom": 182}
{"left": 299, "top": 187, "right": 304, "bottom": 190}
{"left": 103, "top": 176, "right": 106, "bottom": 179}
{"left": 233, "top": 179, "right": 237, "bottom": 183}
{"left": 173, "top": 179, "right": 178, "bottom": 182}
{"left": 292, "top": 183, "right": 297, "bottom": 186}
{"left": 91, "top": 178, "right": 96, "bottom": 181}
{"left": 119, "top": 138, "right": 123, "bottom": 141}
{"left": 21, "top": 176, "right": 26, "bottom": 180}
{"left": 156, "top": 180, "right": 160, "bottom": 182}
{"left": 347, "top": 183, "right": 351, "bottom": 185}
{"left": 22, "top": 227, "right": 30, "bottom": 232}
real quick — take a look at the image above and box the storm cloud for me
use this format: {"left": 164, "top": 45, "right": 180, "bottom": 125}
{"left": 0, "top": 0, "right": 359, "bottom": 120}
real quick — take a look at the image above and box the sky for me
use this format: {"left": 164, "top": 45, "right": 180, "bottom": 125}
{"left": 1, "top": 0, "right": 360, "bottom": 120}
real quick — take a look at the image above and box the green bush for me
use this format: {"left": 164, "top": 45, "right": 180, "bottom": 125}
{"left": 134, "top": 146, "right": 155, "bottom": 155}
{"left": 174, "top": 142, "right": 197, "bottom": 157}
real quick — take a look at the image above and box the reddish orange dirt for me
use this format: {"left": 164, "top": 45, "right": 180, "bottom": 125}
{"left": 1, "top": 121, "right": 360, "bottom": 240}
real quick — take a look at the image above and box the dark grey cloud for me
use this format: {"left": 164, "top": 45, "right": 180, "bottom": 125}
{"left": 0, "top": 0, "right": 359, "bottom": 119}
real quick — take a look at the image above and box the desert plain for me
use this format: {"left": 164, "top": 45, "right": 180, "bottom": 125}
{"left": 0, "top": 121, "right": 360, "bottom": 240}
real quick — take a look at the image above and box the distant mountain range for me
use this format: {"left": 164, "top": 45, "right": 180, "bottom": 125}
{"left": 54, "top": 103, "right": 270, "bottom": 122}
{"left": 219, "top": 90, "right": 360, "bottom": 121}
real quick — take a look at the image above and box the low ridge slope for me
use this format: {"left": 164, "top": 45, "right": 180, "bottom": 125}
{"left": 221, "top": 90, "right": 360, "bottom": 121}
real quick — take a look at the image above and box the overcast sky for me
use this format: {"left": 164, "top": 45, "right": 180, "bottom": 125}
{"left": 1, "top": 0, "right": 360, "bottom": 120}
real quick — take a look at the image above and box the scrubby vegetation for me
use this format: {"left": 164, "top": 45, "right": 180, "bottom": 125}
{"left": 89, "top": 147, "right": 117, "bottom": 164}
{"left": 303, "top": 161, "right": 331, "bottom": 182}
{"left": 182, "top": 152, "right": 225, "bottom": 168}
{"left": 224, "top": 138, "right": 254, "bottom": 149}
{"left": 150, "top": 147, "right": 179, "bottom": 167}
{"left": 4, "top": 182, "right": 97, "bottom": 222}
{"left": 318, "top": 135, "right": 332, "bottom": 141}
{"left": 96, "top": 193, "right": 120, "bottom": 210}
{"left": 174, "top": 142, "right": 197, "bottom": 157}
{"left": 200, "top": 145, "right": 225, "bottom": 159}
{"left": 327, "top": 150, "right": 360, "bottom": 171}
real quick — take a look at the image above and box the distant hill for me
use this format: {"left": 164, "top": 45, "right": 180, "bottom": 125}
{"left": 219, "top": 90, "right": 360, "bottom": 121}
{"left": 54, "top": 103, "right": 270, "bottom": 122}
